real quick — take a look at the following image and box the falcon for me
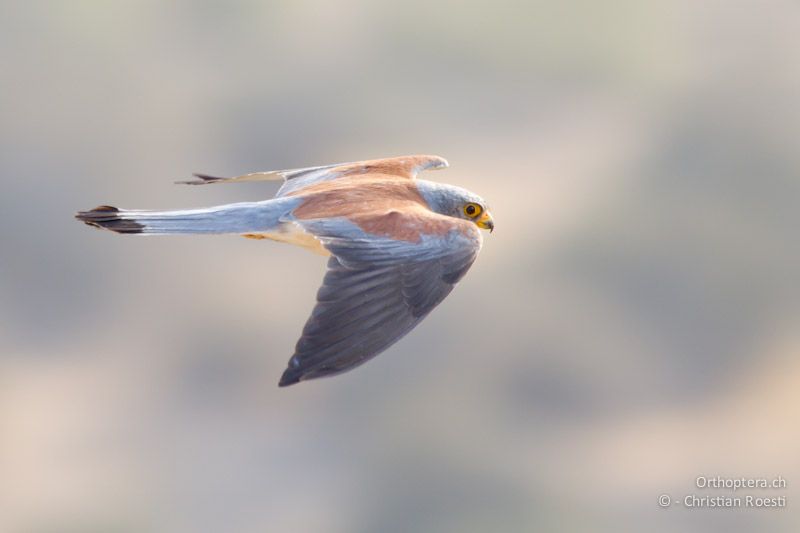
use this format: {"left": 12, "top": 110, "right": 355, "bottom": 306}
{"left": 76, "top": 155, "right": 494, "bottom": 386}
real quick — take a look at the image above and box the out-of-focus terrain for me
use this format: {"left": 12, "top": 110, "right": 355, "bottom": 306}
{"left": 1, "top": 1, "right": 798, "bottom": 532}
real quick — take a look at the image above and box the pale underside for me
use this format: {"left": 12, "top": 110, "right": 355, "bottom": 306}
{"left": 241, "top": 221, "right": 329, "bottom": 256}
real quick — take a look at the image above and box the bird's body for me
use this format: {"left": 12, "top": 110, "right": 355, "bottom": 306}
{"left": 77, "top": 155, "right": 493, "bottom": 386}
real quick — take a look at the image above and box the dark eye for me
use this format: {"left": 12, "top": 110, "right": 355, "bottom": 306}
{"left": 463, "top": 203, "right": 482, "bottom": 218}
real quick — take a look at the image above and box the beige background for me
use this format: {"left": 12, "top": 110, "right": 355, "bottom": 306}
{"left": 1, "top": 1, "right": 798, "bottom": 531}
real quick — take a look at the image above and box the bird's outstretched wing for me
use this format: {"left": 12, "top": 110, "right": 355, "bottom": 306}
{"left": 279, "top": 212, "right": 481, "bottom": 386}
{"left": 177, "top": 155, "right": 448, "bottom": 196}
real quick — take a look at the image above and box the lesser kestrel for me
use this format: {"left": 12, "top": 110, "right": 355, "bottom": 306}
{"left": 77, "top": 155, "right": 493, "bottom": 386}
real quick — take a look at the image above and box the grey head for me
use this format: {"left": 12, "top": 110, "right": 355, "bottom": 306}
{"left": 416, "top": 179, "right": 494, "bottom": 232}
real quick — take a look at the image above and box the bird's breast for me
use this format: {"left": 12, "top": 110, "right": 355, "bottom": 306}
{"left": 242, "top": 222, "right": 329, "bottom": 256}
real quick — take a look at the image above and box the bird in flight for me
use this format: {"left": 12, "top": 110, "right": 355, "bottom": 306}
{"left": 76, "top": 155, "right": 493, "bottom": 386}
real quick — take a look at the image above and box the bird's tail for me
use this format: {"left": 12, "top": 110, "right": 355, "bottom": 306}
{"left": 76, "top": 199, "right": 298, "bottom": 235}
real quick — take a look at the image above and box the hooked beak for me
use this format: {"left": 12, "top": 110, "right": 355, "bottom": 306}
{"left": 476, "top": 211, "right": 494, "bottom": 233}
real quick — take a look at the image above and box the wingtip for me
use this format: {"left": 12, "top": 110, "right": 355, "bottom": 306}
{"left": 415, "top": 155, "right": 448, "bottom": 173}
{"left": 278, "top": 370, "right": 301, "bottom": 387}
{"left": 175, "top": 173, "right": 226, "bottom": 185}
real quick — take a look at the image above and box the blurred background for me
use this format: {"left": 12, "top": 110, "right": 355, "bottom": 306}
{"left": 1, "top": 1, "right": 798, "bottom": 531}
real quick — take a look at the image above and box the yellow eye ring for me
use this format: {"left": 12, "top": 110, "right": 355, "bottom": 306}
{"left": 464, "top": 203, "right": 482, "bottom": 218}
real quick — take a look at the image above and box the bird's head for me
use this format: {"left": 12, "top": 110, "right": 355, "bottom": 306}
{"left": 418, "top": 181, "right": 494, "bottom": 233}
